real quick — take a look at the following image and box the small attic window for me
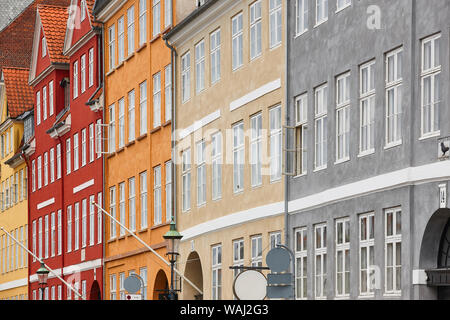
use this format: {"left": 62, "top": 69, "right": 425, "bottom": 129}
{"left": 42, "top": 36, "right": 47, "bottom": 57}
{"left": 80, "top": 0, "right": 86, "bottom": 21}
{"left": 197, "top": 0, "right": 206, "bottom": 7}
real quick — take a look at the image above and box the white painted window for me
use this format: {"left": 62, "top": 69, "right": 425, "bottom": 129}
{"left": 42, "top": 36, "right": 47, "bottom": 57}
{"left": 98, "top": 192, "right": 102, "bottom": 244}
{"left": 314, "top": 223, "right": 327, "bottom": 299}
{"left": 164, "top": 64, "right": 172, "bottom": 122}
{"left": 269, "top": 0, "right": 282, "bottom": 48}
{"left": 119, "top": 272, "right": 125, "bottom": 300}
{"left": 119, "top": 182, "right": 125, "bottom": 236}
{"left": 108, "top": 25, "right": 115, "bottom": 70}
{"left": 251, "top": 113, "right": 262, "bottom": 187}
{"left": 51, "top": 286, "right": 55, "bottom": 300}
{"left": 295, "top": 227, "right": 307, "bottom": 299}
{"left": 270, "top": 231, "right": 282, "bottom": 249}
{"left": 109, "top": 186, "right": 116, "bottom": 238}
{"left": 66, "top": 138, "right": 71, "bottom": 175}
{"left": 44, "top": 215, "right": 49, "bottom": 258}
{"left": 118, "top": 98, "right": 125, "bottom": 148}
{"left": 110, "top": 274, "right": 116, "bottom": 300}
{"left": 96, "top": 119, "right": 102, "bottom": 158}
{"left": 250, "top": 1, "right": 262, "bottom": 60}
{"left": 80, "top": 0, "right": 86, "bottom": 21}
{"left": 140, "top": 171, "right": 148, "bottom": 228}
{"left": 37, "top": 156, "right": 42, "bottom": 189}
{"left": 314, "top": 84, "right": 328, "bottom": 170}
{"left": 196, "top": 140, "right": 206, "bottom": 206}
{"left": 336, "top": 0, "right": 351, "bottom": 11}
{"left": 164, "top": 0, "right": 172, "bottom": 28}
{"left": 43, "top": 85, "right": 47, "bottom": 120}
{"left": 335, "top": 218, "right": 350, "bottom": 297}
{"left": 233, "top": 122, "right": 244, "bottom": 193}
{"left": 181, "top": 51, "right": 190, "bottom": 103}
{"left": 109, "top": 104, "right": 116, "bottom": 153}
{"left": 81, "top": 128, "right": 87, "bottom": 167}
{"left": 128, "top": 90, "right": 135, "bottom": 142}
{"left": 129, "top": 177, "right": 136, "bottom": 231}
{"left": 421, "top": 33, "right": 441, "bottom": 138}
{"left": 385, "top": 207, "right": 402, "bottom": 295}
{"left": 36, "top": 91, "right": 41, "bottom": 126}
{"left": 359, "top": 61, "right": 375, "bottom": 155}
{"left": 140, "top": 267, "right": 148, "bottom": 298}
{"left": 315, "top": 0, "right": 328, "bottom": 25}
{"left": 82, "top": 280, "right": 86, "bottom": 300}
{"left": 211, "top": 131, "right": 222, "bottom": 200}
{"left": 232, "top": 238, "right": 244, "bottom": 281}
{"left": 73, "top": 61, "right": 79, "bottom": 99}
{"left": 82, "top": 198, "right": 87, "bottom": 248}
{"left": 89, "top": 195, "right": 95, "bottom": 246}
{"left": 251, "top": 235, "right": 263, "bottom": 267}
{"left": 51, "top": 212, "right": 55, "bottom": 257}
{"left": 182, "top": 148, "right": 191, "bottom": 212}
{"left": 336, "top": 72, "right": 350, "bottom": 162}
{"left": 195, "top": 40, "right": 205, "bottom": 93}
{"left": 232, "top": 13, "right": 243, "bottom": 70}
{"left": 81, "top": 54, "right": 86, "bottom": 93}
{"left": 139, "top": 0, "right": 147, "bottom": 46}
{"left": 74, "top": 202, "right": 79, "bottom": 250}
{"left": 296, "top": 0, "right": 308, "bottom": 35}
{"left": 67, "top": 205, "right": 72, "bottom": 252}
{"left": 385, "top": 48, "right": 402, "bottom": 146}
{"left": 359, "top": 212, "right": 375, "bottom": 296}
{"left": 152, "top": 0, "right": 160, "bottom": 37}
{"left": 295, "top": 94, "right": 308, "bottom": 176}
{"left": 88, "top": 48, "right": 94, "bottom": 88}
{"left": 139, "top": 81, "right": 147, "bottom": 135}
{"left": 212, "top": 244, "right": 222, "bottom": 300}
{"left": 210, "top": 29, "right": 221, "bottom": 84}
{"left": 127, "top": 6, "right": 135, "bottom": 55}
{"left": 118, "top": 16, "right": 125, "bottom": 64}
{"left": 89, "top": 123, "right": 94, "bottom": 163}
{"left": 270, "top": 105, "right": 282, "bottom": 181}
{"left": 50, "top": 148, "right": 55, "bottom": 183}
{"left": 56, "top": 143, "right": 61, "bottom": 179}
{"left": 165, "top": 161, "right": 172, "bottom": 222}
{"left": 58, "top": 285, "right": 62, "bottom": 300}
{"left": 73, "top": 133, "right": 79, "bottom": 171}
{"left": 32, "top": 160, "right": 36, "bottom": 192}
{"left": 154, "top": 166, "right": 162, "bottom": 225}
{"left": 153, "top": 72, "right": 161, "bottom": 128}
{"left": 43, "top": 152, "right": 48, "bottom": 186}
{"left": 49, "top": 80, "right": 54, "bottom": 116}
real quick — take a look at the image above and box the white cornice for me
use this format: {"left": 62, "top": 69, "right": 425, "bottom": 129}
{"left": 63, "top": 25, "right": 95, "bottom": 56}
{"left": 95, "top": 0, "right": 128, "bottom": 23}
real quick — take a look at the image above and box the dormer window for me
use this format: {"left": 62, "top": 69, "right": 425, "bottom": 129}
{"left": 197, "top": 0, "right": 205, "bottom": 7}
{"left": 80, "top": 0, "right": 86, "bottom": 21}
{"left": 42, "top": 36, "right": 47, "bottom": 57}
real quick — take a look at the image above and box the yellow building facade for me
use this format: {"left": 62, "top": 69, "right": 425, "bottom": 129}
{"left": 0, "top": 67, "right": 33, "bottom": 300}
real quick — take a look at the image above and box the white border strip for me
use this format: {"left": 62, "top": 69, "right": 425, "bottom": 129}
{"left": 181, "top": 201, "right": 284, "bottom": 241}
{"left": 288, "top": 160, "right": 450, "bottom": 214}
{"left": 0, "top": 278, "right": 27, "bottom": 292}
{"left": 29, "top": 258, "right": 102, "bottom": 283}
{"left": 73, "top": 179, "right": 95, "bottom": 194}
{"left": 179, "top": 109, "right": 221, "bottom": 140}
{"left": 229, "top": 79, "right": 281, "bottom": 112}
{"left": 37, "top": 197, "right": 55, "bottom": 210}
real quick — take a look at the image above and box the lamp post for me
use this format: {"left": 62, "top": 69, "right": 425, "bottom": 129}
{"left": 36, "top": 262, "right": 50, "bottom": 300}
{"left": 163, "top": 220, "right": 183, "bottom": 300}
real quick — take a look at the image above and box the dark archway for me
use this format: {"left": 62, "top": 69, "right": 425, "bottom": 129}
{"left": 183, "top": 251, "right": 203, "bottom": 300}
{"left": 89, "top": 280, "right": 101, "bottom": 300}
{"left": 153, "top": 269, "right": 169, "bottom": 300}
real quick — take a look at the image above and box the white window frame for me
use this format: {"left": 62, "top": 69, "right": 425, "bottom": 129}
{"left": 153, "top": 166, "right": 162, "bottom": 225}
{"left": 164, "top": 0, "right": 172, "bottom": 28}
{"left": 195, "top": 40, "right": 205, "bottom": 93}
{"left": 164, "top": 64, "right": 172, "bottom": 122}
{"left": 231, "top": 13, "right": 243, "bottom": 71}
{"left": 232, "top": 122, "right": 244, "bottom": 193}
{"left": 359, "top": 60, "right": 376, "bottom": 156}
{"left": 153, "top": 72, "right": 161, "bottom": 128}
{"left": 74, "top": 202, "right": 79, "bottom": 250}
{"left": 152, "top": 0, "right": 161, "bottom": 37}
{"left": 165, "top": 161, "right": 172, "bottom": 222}
{"left": 335, "top": 72, "right": 350, "bottom": 163}
{"left": 295, "top": 0, "right": 309, "bottom": 36}
{"left": 81, "top": 128, "right": 87, "bottom": 167}
{"left": 140, "top": 171, "right": 148, "bottom": 229}
{"left": 129, "top": 177, "right": 136, "bottom": 231}
{"left": 335, "top": 218, "right": 350, "bottom": 298}
{"left": 108, "top": 25, "right": 115, "bottom": 70}
{"left": 67, "top": 205, "right": 72, "bottom": 252}
{"left": 314, "top": 223, "right": 327, "bottom": 299}
{"left": 73, "top": 61, "right": 79, "bottom": 99}
{"left": 66, "top": 138, "right": 71, "bottom": 175}
{"left": 210, "top": 29, "right": 221, "bottom": 84}
{"left": 211, "top": 131, "right": 222, "bottom": 200}
{"left": 251, "top": 235, "right": 263, "bottom": 267}
{"left": 295, "top": 227, "right": 307, "bottom": 300}
{"left": 336, "top": 0, "right": 351, "bottom": 12}
{"left": 182, "top": 148, "right": 191, "bottom": 212}
{"left": 127, "top": 6, "right": 135, "bottom": 56}
{"left": 118, "top": 98, "right": 125, "bottom": 148}
{"left": 211, "top": 244, "right": 222, "bottom": 300}
{"left": 118, "top": 16, "right": 125, "bottom": 64}
{"left": 384, "top": 207, "right": 402, "bottom": 295}
{"left": 314, "top": 84, "right": 328, "bottom": 170}
{"left": 73, "top": 133, "right": 79, "bottom": 171}
{"left": 251, "top": 113, "right": 262, "bottom": 187}
{"left": 196, "top": 140, "right": 206, "bottom": 206}
{"left": 80, "top": 54, "right": 86, "bottom": 93}
{"left": 119, "top": 182, "right": 125, "bottom": 236}
{"left": 139, "top": 81, "right": 147, "bottom": 135}
{"left": 139, "top": 0, "right": 147, "bottom": 46}
{"left": 315, "top": 0, "right": 328, "bottom": 26}
{"left": 270, "top": 105, "right": 282, "bottom": 182}
{"left": 109, "top": 104, "right": 116, "bottom": 153}
{"left": 128, "top": 90, "right": 136, "bottom": 142}
{"left": 88, "top": 48, "right": 94, "bottom": 88}
{"left": 109, "top": 187, "right": 116, "bottom": 239}
{"left": 43, "top": 86, "right": 47, "bottom": 120}
{"left": 269, "top": 0, "right": 282, "bottom": 48}
{"left": 250, "top": 1, "right": 262, "bottom": 60}
{"left": 181, "top": 52, "right": 191, "bottom": 103}
{"left": 385, "top": 48, "right": 403, "bottom": 147}
{"left": 359, "top": 212, "right": 375, "bottom": 297}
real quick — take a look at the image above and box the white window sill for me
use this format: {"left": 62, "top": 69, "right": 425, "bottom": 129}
{"left": 358, "top": 149, "right": 375, "bottom": 158}
{"left": 294, "top": 29, "right": 308, "bottom": 39}
{"left": 182, "top": 209, "right": 191, "bottom": 214}
{"left": 334, "top": 157, "right": 350, "bottom": 165}
{"left": 233, "top": 189, "right": 244, "bottom": 196}
{"left": 384, "top": 140, "right": 402, "bottom": 150}
{"left": 419, "top": 131, "right": 440, "bottom": 141}
{"left": 313, "top": 19, "right": 328, "bottom": 28}
{"left": 335, "top": 4, "right": 351, "bottom": 14}
{"left": 197, "top": 202, "right": 206, "bottom": 208}
{"left": 270, "top": 177, "right": 282, "bottom": 184}
{"left": 250, "top": 53, "right": 262, "bottom": 63}
{"left": 358, "top": 294, "right": 375, "bottom": 299}
{"left": 269, "top": 42, "right": 282, "bottom": 51}
{"left": 383, "top": 292, "right": 402, "bottom": 298}
{"left": 313, "top": 165, "right": 327, "bottom": 173}
{"left": 293, "top": 172, "right": 307, "bottom": 179}
{"left": 334, "top": 295, "right": 350, "bottom": 300}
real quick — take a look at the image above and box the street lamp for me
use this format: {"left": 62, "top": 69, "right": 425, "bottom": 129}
{"left": 163, "top": 220, "right": 183, "bottom": 300}
{"left": 36, "top": 262, "right": 49, "bottom": 300}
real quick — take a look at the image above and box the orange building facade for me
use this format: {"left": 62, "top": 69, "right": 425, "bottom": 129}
{"left": 93, "top": 0, "right": 177, "bottom": 299}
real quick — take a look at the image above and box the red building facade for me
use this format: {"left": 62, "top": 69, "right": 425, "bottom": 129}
{"left": 25, "top": 1, "right": 104, "bottom": 300}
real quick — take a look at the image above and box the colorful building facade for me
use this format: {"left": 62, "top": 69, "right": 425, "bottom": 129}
{"left": 93, "top": 0, "right": 181, "bottom": 300}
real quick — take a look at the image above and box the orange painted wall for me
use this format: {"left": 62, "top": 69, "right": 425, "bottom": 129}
{"left": 102, "top": 0, "right": 175, "bottom": 300}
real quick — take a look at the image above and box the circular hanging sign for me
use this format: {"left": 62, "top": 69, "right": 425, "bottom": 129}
{"left": 232, "top": 270, "right": 267, "bottom": 300}
{"left": 124, "top": 275, "right": 142, "bottom": 294}
{"left": 266, "top": 247, "right": 291, "bottom": 273}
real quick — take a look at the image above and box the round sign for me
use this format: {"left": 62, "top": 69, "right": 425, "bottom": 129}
{"left": 124, "top": 275, "right": 142, "bottom": 294}
{"left": 266, "top": 247, "right": 291, "bottom": 273}
{"left": 232, "top": 270, "right": 267, "bottom": 300}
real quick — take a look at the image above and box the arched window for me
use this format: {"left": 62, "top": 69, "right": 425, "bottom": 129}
{"left": 438, "top": 219, "right": 450, "bottom": 268}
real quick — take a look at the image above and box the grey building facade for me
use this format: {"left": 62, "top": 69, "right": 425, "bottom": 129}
{"left": 286, "top": 0, "right": 450, "bottom": 300}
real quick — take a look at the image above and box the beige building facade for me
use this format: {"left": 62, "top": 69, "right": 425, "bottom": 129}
{"left": 165, "top": 0, "right": 286, "bottom": 300}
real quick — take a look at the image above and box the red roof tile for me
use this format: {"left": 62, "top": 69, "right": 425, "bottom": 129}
{"left": 38, "top": 4, "right": 70, "bottom": 64}
{"left": 2, "top": 67, "right": 34, "bottom": 118}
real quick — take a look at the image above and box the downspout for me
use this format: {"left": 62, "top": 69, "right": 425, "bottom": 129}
{"left": 20, "top": 149, "right": 32, "bottom": 299}
{"left": 283, "top": 0, "right": 290, "bottom": 249}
